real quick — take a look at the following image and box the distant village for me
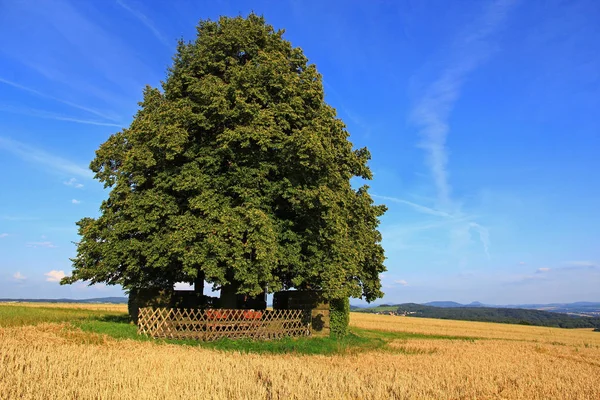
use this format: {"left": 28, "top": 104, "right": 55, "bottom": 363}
{"left": 372, "top": 311, "right": 417, "bottom": 317}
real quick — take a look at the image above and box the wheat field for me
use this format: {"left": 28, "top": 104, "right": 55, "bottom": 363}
{"left": 1, "top": 303, "right": 599, "bottom": 399}
{"left": 0, "top": 302, "right": 129, "bottom": 312}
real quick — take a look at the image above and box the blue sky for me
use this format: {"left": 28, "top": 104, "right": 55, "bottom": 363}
{"left": 1, "top": 0, "right": 598, "bottom": 304}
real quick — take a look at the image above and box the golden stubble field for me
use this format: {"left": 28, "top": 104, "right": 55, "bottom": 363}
{"left": 1, "top": 303, "right": 599, "bottom": 399}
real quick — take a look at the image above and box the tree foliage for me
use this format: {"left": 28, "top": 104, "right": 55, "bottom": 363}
{"left": 62, "top": 14, "right": 387, "bottom": 302}
{"left": 330, "top": 297, "right": 351, "bottom": 337}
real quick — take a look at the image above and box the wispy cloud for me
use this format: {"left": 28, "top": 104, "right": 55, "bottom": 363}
{"left": 0, "top": 104, "right": 122, "bottom": 127}
{"left": 0, "top": 215, "right": 37, "bottom": 221}
{"left": 0, "top": 233, "right": 8, "bottom": 238}
{"left": 13, "top": 272, "right": 26, "bottom": 281}
{"left": 525, "top": 263, "right": 599, "bottom": 278}
{"left": 13, "top": 272, "right": 27, "bottom": 281}
{"left": 71, "top": 199, "right": 81, "bottom": 205}
{"left": 402, "top": 0, "right": 516, "bottom": 262}
{"left": 0, "top": 137, "right": 92, "bottom": 179}
{"left": 372, "top": 194, "right": 457, "bottom": 219}
{"left": 504, "top": 270, "right": 551, "bottom": 286}
{"left": 412, "top": 0, "right": 517, "bottom": 209}
{"left": 469, "top": 222, "right": 490, "bottom": 259}
{"left": 14, "top": 0, "right": 155, "bottom": 90}
{"left": 14, "top": 60, "right": 130, "bottom": 110}
{"left": 519, "top": 261, "right": 526, "bottom": 265}
{"left": 116, "top": 0, "right": 171, "bottom": 48}
{"left": 394, "top": 279, "right": 408, "bottom": 286}
{"left": 0, "top": 77, "right": 121, "bottom": 123}
{"left": 45, "top": 270, "right": 66, "bottom": 282}
{"left": 383, "top": 219, "right": 470, "bottom": 237}
{"left": 27, "top": 241, "right": 57, "bottom": 249}
{"left": 322, "top": 80, "right": 374, "bottom": 136}
{"left": 375, "top": 194, "right": 491, "bottom": 259}
{"left": 64, "top": 178, "right": 84, "bottom": 189}
{"left": 564, "top": 261, "right": 597, "bottom": 268}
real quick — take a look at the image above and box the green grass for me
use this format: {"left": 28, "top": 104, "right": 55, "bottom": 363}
{"left": 0, "top": 305, "right": 125, "bottom": 327}
{"left": 0, "top": 304, "right": 476, "bottom": 356}
{"left": 75, "top": 318, "right": 387, "bottom": 355}
{"left": 74, "top": 316, "right": 147, "bottom": 341}
{"left": 184, "top": 333, "right": 385, "bottom": 355}
{"left": 352, "top": 327, "right": 480, "bottom": 342}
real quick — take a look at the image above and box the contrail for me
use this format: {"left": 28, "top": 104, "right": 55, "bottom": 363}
{"left": 0, "top": 136, "right": 93, "bottom": 179}
{"left": 116, "top": 0, "right": 172, "bottom": 48}
{"left": 372, "top": 194, "right": 457, "bottom": 219}
{"left": 410, "top": 0, "right": 517, "bottom": 258}
{"left": 0, "top": 104, "right": 122, "bottom": 127}
{"left": 0, "top": 77, "right": 122, "bottom": 123}
{"left": 412, "top": 0, "right": 517, "bottom": 209}
{"left": 470, "top": 222, "right": 491, "bottom": 260}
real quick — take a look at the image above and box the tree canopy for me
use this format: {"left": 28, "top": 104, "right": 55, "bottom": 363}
{"left": 62, "top": 14, "right": 387, "bottom": 302}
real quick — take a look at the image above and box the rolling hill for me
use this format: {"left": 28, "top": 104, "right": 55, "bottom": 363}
{"left": 393, "top": 303, "right": 600, "bottom": 329}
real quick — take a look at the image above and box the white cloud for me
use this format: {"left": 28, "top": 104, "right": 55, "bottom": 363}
{"left": 71, "top": 199, "right": 81, "bottom": 204}
{"left": 519, "top": 261, "right": 526, "bottom": 265}
{"left": 0, "top": 233, "right": 8, "bottom": 238}
{"left": 174, "top": 281, "right": 219, "bottom": 294}
{"left": 13, "top": 272, "right": 26, "bottom": 281}
{"left": 27, "top": 241, "right": 57, "bottom": 248}
{"left": 45, "top": 270, "right": 66, "bottom": 282}
{"left": 174, "top": 282, "right": 194, "bottom": 291}
{"left": 64, "top": 178, "right": 84, "bottom": 189}
{"left": 394, "top": 280, "right": 408, "bottom": 286}
{"left": 536, "top": 268, "right": 550, "bottom": 273}
{"left": 0, "top": 137, "right": 93, "bottom": 179}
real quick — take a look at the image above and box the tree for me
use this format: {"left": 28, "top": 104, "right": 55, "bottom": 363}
{"left": 61, "top": 14, "right": 387, "bottom": 306}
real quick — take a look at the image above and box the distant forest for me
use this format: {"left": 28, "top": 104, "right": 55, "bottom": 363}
{"left": 363, "top": 303, "right": 600, "bottom": 329}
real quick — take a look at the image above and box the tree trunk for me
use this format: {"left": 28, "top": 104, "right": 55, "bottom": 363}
{"left": 219, "top": 279, "right": 240, "bottom": 309}
{"left": 194, "top": 269, "right": 205, "bottom": 297}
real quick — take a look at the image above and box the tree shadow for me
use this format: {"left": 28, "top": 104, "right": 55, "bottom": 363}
{"left": 312, "top": 314, "right": 325, "bottom": 331}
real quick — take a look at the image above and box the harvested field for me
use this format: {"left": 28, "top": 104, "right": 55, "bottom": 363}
{"left": 0, "top": 305, "right": 598, "bottom": 399}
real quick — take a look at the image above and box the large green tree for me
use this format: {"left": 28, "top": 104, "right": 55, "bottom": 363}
{"left": 62, "top": 14, "right": 387, "bottom": 304}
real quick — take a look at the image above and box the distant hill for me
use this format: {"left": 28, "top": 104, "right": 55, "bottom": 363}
{"left": 353, "top": 304, "right": 399, "bottom": 313}
{"left": 357, "top": 301, "right": 600, "bottom": 315}
{"left": 0, "top": 297, "right": 128, "bottom": 304}
{"left": 424, "top": 301, "right": 464, "bottom": 308}
{"left": 394, "top": 303, "right": 600, "bottom": 329}
{"left": 467, "top": 301, "right": 485, "bottom": 307}
{"left": 419, "top": 301, "right": 600, "bottom": 317}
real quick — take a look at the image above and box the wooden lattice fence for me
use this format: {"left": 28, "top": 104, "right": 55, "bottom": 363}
{"left": 138, "top": 308, "right": 311, "bottom": 341}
